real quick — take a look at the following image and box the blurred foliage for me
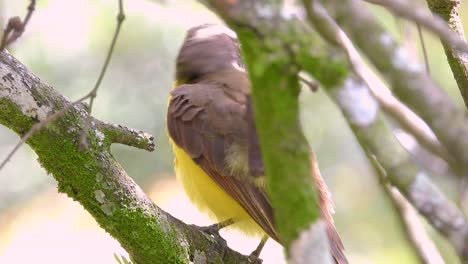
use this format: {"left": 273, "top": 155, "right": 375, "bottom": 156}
{"left": 0, "top": 0, "right": 467, "bottom": 263}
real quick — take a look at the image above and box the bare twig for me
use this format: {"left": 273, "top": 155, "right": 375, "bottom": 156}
{"left": 389, "top": 187, "right": 446, "bottom": 264}
{"left": 370, "top": 153, "right": 446, "bottom": 264}
{"left": 79, "top": 0, "right": 125, "bottom": 149}
{"left": 0, "top": 0, "right": 125, "bottom": 169}
{"left": 302, "top": 0, "right": 450, "bottom": 163}
{"left": 320, "top": 0, "right": 468, "bottom": 176}
{"left": 388, "top": 187, "right": 445, "bottom": 264}
{"left": 417, "top": 24, "right": 431, "bottom": 74}
{"left": 0, "top": 0, "right": 36, "bottom": 50}
{"left": 95, "top": 121, "right": 155, "bottom": 151}
{"left": 0, "top": 93, "right": 89, "bottom": 171}
{"left": 364, "top": 0, "right": 468, "bottom": 54}
{"left": 299, "top": 74, "right": 319, "bottom": 92}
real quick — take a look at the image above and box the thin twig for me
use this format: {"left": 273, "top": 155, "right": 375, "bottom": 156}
{"left": 417, "top": 24, "right": 431, "bottom": 74}
{"left": 302, "top": 0, "right": 450, "bottom": 163}
{"left": 95, "top": 121, "right": 155, "bottom": 151}
{"left": 79, "top": 0, "right": 125, "bottom": 149}
{"left": 320, "top": 0, "right": 468, "bottom": 176}
{"left": 299, "top": 74, "right": 319, "bottom": 92}
{"left": 0, "top": 0, "right": 125, "bottom": 169}
{"left": 0, "top": 94, "right": 90, "bottom": 170}
{"left": 0, "top": 0, "right": 36, "bottom": 50}
{"left": 369, "top": 152, "right": 446, "bottom": 264}
{"left": 365, "top": 0, "right": 468, "bottom": 54}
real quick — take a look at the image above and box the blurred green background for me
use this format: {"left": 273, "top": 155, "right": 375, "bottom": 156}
{"left": 0, "top": 0, "right": 467, "bottom": 263}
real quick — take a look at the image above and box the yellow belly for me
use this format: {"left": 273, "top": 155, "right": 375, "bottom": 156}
{"left": 170, "top": 141, "right": 265, "bottom": 237}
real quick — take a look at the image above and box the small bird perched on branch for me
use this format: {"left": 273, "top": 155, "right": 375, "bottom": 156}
{"left": 167, "top": 23, "right": 347, "bottom": 263}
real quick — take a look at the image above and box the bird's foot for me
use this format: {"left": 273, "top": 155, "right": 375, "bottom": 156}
{"left": 247, "top": 252, "right": 263, "bottom": 264}
{"left": 247, "top": 235, "right": 268, "bottom": 263}
{"left": 192, "top": 219, "right": 235, "bottom": 247}
{"left": 196, "top": 224, "right": 227, "bottom": 246}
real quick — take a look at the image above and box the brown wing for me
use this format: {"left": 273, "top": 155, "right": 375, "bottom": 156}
{"left": 168, "top": 83, "right": 348, "bottom": 263}
{"left": 167, "top": 83, "right": 279, "bottom": 242}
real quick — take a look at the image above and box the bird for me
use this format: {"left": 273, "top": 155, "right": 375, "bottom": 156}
{"left": 167, "top": 23, "right": 348, "bottom": 263}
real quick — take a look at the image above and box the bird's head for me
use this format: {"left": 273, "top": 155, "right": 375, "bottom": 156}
{"left": 176, "top": 24, "right": 244, "bottom": 84}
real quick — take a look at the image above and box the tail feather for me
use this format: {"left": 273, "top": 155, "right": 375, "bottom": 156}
{"left": 311, "top": 152, "right": 349, "bottom": 264}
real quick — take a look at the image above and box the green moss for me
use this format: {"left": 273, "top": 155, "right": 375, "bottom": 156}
{"left": 0, "top": 98, "right": 35, "bottom": 135}
{"left": 109, "top": 208, "right": 189, "bottom": 264}
{"left": 0, "top": 96, "right": 189, "bottom": 263}
{"left": 237, "top": 30, "right": 321, "bottom": 247}
{"left": 298, "top": 56, "right": 348, "bottom": 88}
{"left": 234, "top": 20, "right": 350, "bottom": 248}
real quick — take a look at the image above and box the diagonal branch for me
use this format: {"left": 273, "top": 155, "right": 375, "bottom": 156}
{"left": 319, "top": 0, "right": 468, "bottom": 176}
{"left": 364, "top": 0, "right": 468, "bottom": 53}
{"left": 301, "top": 0, "right": 450, "bottom": 163}
{"left": 330, "top": 76, "right": 468, "bottom": 261}
{"left": 300, "top": 1, "right": 467, "bottom": 259}
{"left": 424, "top": 0, "right": 468, "bottom": 110}
{"left": 0, "top": 49, "right": 253, "bottom": 264}
{"left": 370, "top": 150, "right": 446, "bottom": 264}
{"left": 385, "top": 186, "right": 446, "bottom": 264}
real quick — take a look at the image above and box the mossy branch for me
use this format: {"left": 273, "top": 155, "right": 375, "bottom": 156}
{"left": 0, "top": 51, "right": 255, "bottom": 264}
{"left": 425, "top": 0, "right": 468, "bottom": 110}
{"left": 198, "top": 1, "right": 341, "bottom": 263}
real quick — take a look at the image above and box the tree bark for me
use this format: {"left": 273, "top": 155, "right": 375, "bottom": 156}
{"left": 0, "top": 51, "right": 254, "bottom": 264}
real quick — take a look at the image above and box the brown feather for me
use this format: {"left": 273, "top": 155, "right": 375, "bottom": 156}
{"left": 311, "top": 152, "right": 348, "bottom": 264}
{"left": 169, "top": 23, "right": 348, "bottom": 263}
{"left": 167, "top": 77, "right": 280, "bottom": 242}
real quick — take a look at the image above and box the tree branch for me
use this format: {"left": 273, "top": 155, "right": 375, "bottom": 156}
{"left": 302, "top": 0, "right": 451, "bottom": 163}
{"left": 330, "top": 76, "right": 468, "bottom": 261}
{"left": 198, "top": 1, "right": 341, "bottom": 263}
{"left": 301, "top": 1, "right": 468, "bottom": 259}
{"left": 80, "top": 0, "right": 125, "bottom": 150}
{"left": 319, "top": 0, "right": 468, "bottom": 176}
{"left": 370, "top": 150, "right": 446, "bottom": 264}
{"left": 364, "top": 0, "right": 468, "bottom": 53}
{"left": 424, "top": 0, "right": 468, "bottom": 110}
{"left": 95, "top": 121, "right": 155, "bottom": 151}
{"left": 0, "top": 51, "right": 254, "bottom": 264}
{"left": 388, "top": 187, "right": 446, "bottom": 264}
{"left": 0, "top": 0, "right": 125, "bottom": 169}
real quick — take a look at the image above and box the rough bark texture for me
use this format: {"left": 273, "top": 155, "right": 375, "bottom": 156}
{"left": 329, "top": 76, "right": 468, "bottom": 260}
{"left": 0, "top": 51, "right": 255, "bottom": 264}
{"left": 321, "top": 0, "right": 468, "bottom": 178}
{"left": 426, "top": 0, "right": 468, "bottom": 109}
